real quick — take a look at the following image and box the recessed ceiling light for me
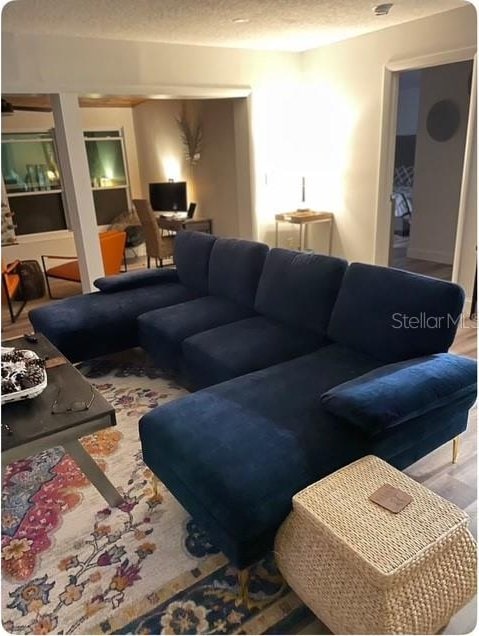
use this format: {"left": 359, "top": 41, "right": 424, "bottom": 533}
{"left": 232, "top": 18, "right": 250, "bottom": 24}
{"left": 373, "top": 3, "right": 393, "bottom": 16}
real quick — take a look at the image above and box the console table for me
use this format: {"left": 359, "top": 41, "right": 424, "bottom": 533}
{"left": 275, "top": 211, "right": 333, "bottom": 253}
{"left": 157, "top": 217, "right": 213, "bottom": 234}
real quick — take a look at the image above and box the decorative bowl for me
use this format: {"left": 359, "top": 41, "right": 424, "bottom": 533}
{"left": 1, "top": 347, "right": 48, "bottom": 405}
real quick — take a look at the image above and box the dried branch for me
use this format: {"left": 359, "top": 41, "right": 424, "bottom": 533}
{"left": 176, "top": 107, "right": 203, "bottom": 166}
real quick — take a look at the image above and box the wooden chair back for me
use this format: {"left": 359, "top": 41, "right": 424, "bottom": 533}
{"left": 133, "top": 199, "right": 172, "bottom": 260}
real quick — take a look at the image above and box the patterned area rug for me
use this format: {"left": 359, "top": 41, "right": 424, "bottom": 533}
{"left": 1, "top": 349, "right": 313, "bottom": 635}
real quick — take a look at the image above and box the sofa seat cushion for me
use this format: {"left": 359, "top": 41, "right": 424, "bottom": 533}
{"left": 321, "top": 353, "right": 477, "bottom": 437}
{"left": 140, "top": 344, "right": 382, "bottom": 565}
{"left": 328, "top": 263, "right": 465, "bottom": 362}
{"left": 29, "top": 283, "right": 199, "bottom": 362}
{"left": 138, "top": 296, "right": 255, "bottom": 370}
{"left": 182, "top": 316, "right": 323, "bottom": 389}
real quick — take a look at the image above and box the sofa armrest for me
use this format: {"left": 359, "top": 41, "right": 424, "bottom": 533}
{"left": 320, "top": 353, "right": 477, "bottom": 437}
{"left": 94, "top": 268, "right": 179, "bottom": 293}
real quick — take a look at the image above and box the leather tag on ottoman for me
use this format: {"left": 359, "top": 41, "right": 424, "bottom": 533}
{"left": 369, "top": 484, "right": 412, "bottom": 513}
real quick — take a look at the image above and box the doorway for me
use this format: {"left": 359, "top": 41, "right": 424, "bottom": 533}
{"left": 389, "top": 60, "right": 473, "bottom": 280}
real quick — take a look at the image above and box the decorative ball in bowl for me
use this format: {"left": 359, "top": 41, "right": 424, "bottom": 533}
{"left": 1, "top": 347, "right": 47, "bottom": 404}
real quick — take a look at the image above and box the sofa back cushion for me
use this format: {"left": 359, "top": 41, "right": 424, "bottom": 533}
{"left": 255, "top": 248, "right": 348, "bottom": 336}
{"left": 208, "top": 238, "right": 269, "bottom": 307}
{"left": 174, "top": 231, "right": 216, "bottom": 294}
{"left": 328, "top": 263, "right": 465, "bottom": 362}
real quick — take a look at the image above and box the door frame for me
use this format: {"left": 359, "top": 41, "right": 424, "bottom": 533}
{"left": 373, "top": 46, "right": 476, "bottom": 278}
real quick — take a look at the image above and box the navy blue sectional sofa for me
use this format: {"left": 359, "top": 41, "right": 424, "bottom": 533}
{"left": 30, "top": 231, "right": 477, "bottom": 570}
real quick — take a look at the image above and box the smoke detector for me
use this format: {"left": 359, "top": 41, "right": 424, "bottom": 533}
{"left": 373, "top": 3, "right": 393, "bottom": 16}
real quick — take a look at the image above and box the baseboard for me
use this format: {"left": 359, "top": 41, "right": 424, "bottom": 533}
{"left": 406, "top": 247, "right": 453, "bottom": 264}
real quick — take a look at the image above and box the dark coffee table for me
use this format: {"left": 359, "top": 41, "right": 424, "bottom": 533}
{"left": 2, "top": 333, "right": 123, "bottom": 507}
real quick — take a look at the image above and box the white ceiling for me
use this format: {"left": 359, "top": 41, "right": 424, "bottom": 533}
{"left": 2, "top": 0, "right": 466, "bottom": 52}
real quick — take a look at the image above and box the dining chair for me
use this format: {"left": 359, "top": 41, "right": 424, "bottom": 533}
{"left": 132, "top": 199, "right": 175, "bottom": 268}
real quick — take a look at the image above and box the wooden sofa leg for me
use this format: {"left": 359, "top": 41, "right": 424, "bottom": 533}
{"left": 452, "top": 436, "right": 460, "bottom": 464}
{"left": 151, "top": 474, "right": 161, "bottom": 497}
{"left": 236, "top": 568, "right": 252, "bottom": 608}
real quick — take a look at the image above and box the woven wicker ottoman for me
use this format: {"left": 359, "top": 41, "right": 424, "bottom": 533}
{"left": 275, "top": 456, "right": 477, "bottom": 634}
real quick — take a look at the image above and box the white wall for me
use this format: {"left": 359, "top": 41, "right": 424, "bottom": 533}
{"left": 301, "top": 6, "right": 476, "bottom": 269}
{"left": 190, "top": 99, "right": 241, "bottom": 238}
{"left": 408, "top": 61, "right": 472, "bottom": 264}
{"left": 2, "top": 33, "right": 299, "bottom": 95}
{"left": 132, "top": 100, "right": 187, "bottom": 195}
{"left": 2, "top": 232, "right": 75, "bottom": 265}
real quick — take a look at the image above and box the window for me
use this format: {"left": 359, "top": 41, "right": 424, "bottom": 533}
{"left": 1, "top": 132, "right": 66, "bottom": 235}
{"left": 84, "top": 130, "right": 131, "bottom": 224}
{"left": 1, "top": 129, "right": 131, "bottom": 235}
{"left": 1, "top": 132, "right": 61, "bottom": 194}
{"left": 84, "top": 131, "right": 127, "bottom": 189}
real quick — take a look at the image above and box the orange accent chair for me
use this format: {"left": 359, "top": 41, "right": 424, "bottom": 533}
{"left": 2, "top": 259, "right": 26, "bottom": 323}
{"left": 41, "top": 230, "right": 127, "bottom": 299}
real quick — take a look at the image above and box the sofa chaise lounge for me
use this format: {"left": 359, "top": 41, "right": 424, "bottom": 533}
{"left": 30, "top": 232, "right": 477, "bottom": 571}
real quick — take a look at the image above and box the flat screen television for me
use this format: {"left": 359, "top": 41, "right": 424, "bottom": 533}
{"left": 149, "top": 181, "right": 187, "bottom": 211}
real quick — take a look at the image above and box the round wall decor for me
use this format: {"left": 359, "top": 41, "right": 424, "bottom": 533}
{"left": 426, "top": 100, "right": 460, "bottom": 142}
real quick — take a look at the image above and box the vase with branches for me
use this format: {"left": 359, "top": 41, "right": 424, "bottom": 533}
{"left": 176, "top": 106, "right": 202, "bottom": 166}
